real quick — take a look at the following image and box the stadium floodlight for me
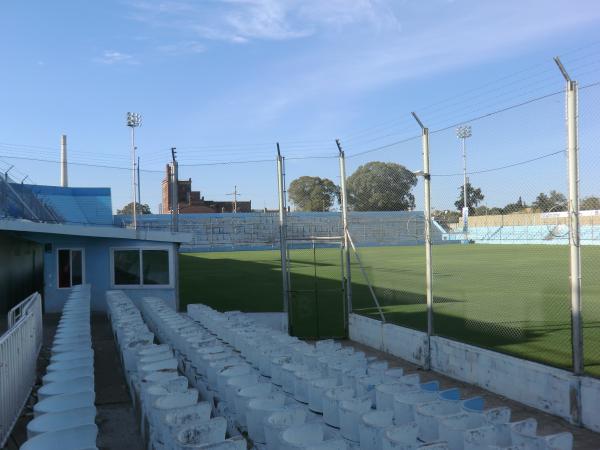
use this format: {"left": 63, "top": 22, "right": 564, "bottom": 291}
{"left": 456, "top": 125, "right": 472, "bottom": 242}
{"left": 456, "top": 125, "right": 472, "bottom": 139}
{"left": 126, "top": 112, "right": 142, "bottom": 229}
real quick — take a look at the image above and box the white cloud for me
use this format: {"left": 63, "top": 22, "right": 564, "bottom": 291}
{"left": 125, "top": 0, "right": 600, "bottom": 125}
{"left": 94, "top": 50, "right": 137, "bottom": 65}
{"left": 129, "top": 0, "right": 400, "bottom": 43}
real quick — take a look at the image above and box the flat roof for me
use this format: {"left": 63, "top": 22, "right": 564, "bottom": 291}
{"left": 0, "top": 219, "right": 192, "bottom": 243}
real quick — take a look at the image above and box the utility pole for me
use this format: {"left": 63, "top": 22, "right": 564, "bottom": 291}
{"left": 171, "top": 147, "right": 179, "bottom": 232}
{"left": 227, "top": 185, "right": 240, "bottom": 213}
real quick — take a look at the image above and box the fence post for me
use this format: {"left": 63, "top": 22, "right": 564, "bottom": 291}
{"left": 336, "top": 140, "right": 353, "bottom": 327}
{"left": 413, "top": 113, "right": 433, "bottom": 370}
{"left": 555, "top": 57, "right": 583, "bottom": 425}
{"left": 276, "top": 144, "right": 290, "bottom": 333}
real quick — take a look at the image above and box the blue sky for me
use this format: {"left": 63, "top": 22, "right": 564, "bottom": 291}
{"left": 1, "top": 0, "right": 600, "bottom": 213}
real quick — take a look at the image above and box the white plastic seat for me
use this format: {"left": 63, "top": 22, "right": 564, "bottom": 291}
{"left": 263, "top": 406, "right": 307, "bottom": 450}
{"left": 37, "top": 376, "right": 94, "bottom": 401}
{"left": 382, "top": 422, "right": 420, "bottom": 450}
{"left": 439, "top": 407, "right": 510, "bottom": 450}
{"left": 20, "top": 424, "right": 98, "bottom": 450}
{"left": 42, "top": 366, "right": 94, "bottom": 385}
{"left": 159, "top": 402, "right": 213, "bottom": 449}
{"left": 246, "top": 394, "right": 286, "bottom": 444}
{"left": 26, "top": 406, "right": 97, "bottom": 438}
{"left": 153, "top": 389, "right": 199, "bottom": 427}
{"left": 234, "top": 383, "right": 273, "bottom": 427}
{"left": 225, "top": 373, "right": 259, "bottom": 409}
{"left": 173, "top": 417, "right": 227, "bottom": 449}
{"left": 308, "top": 377, "right": 338, "bottom": 413}
{"left": 294, "top": 369, "right": 321, "bottom": 403}
{"left": 50, "top": 349, "right": 94, "bottom": 363}
{"left": 359, "top": 409, "right": 394, "bottom": 450}
{"left": 414, "top": 390, "right": 467, "bottom": 442}
{"left": 216, "top": 364, "right": 252, "bottom": 398}
{"left": 393, "top": 381, "right": 440, "bottom": 424}
{"left": 339, "top": 396, "right": 372, "bottom": 442}
{"left": 33, "top": 391, "right": 96, "bottom": 417}
{"left": 280, "top": 422, "right": 326, "bottom": 450}
{"left": 375, "top": 377, "right": 420, "bottom": 411}
{"left": 46, "top": 357, "right": 93, "bottom": 373}
{"left": 322, "top": 386, "right": 354, "bottom": 428}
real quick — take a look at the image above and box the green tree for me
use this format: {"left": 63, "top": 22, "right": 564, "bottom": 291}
{"left": 532, "top": 190, "right": 566, "bottom": 212}
{"left": 454, "top": 182, "right": 484, "bottom": 214}
{"left": 502, "top": 196, "right": 527, "bottom": 214}
{"left": 117, "top": 202, "right": 152, "bottom": 215}
{"left": 288, "top": 176, "right": 339, "bottom": 212}
{"left": 346, "top": 161, "right": 417, "bottom": 211}
{"left": 581, "top": 196, "right": 600, "bottom": 210}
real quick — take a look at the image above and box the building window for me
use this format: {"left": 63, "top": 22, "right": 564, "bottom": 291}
{"left": 58, "top": 249, "right": 84, "bottom": 288}
{"left": 112, "top": 248, "right": 171, "bottom": 287}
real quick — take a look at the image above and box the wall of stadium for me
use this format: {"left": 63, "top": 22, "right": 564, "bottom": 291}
{"left": 349, "top": 313, "right": 600, "bottom": 433}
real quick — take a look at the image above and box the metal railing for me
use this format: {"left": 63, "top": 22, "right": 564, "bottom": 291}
{"left": 0, "top": 292, "right": 43, "bottom": 448}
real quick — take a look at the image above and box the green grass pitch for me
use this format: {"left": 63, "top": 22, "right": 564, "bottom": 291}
{"left": 179, "top": 244, "right": 600, "bottom": 377}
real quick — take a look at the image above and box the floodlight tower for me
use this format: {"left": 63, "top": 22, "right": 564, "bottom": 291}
{"left": 456, "top": 125, "right": 472, "bottom": 242}
{"left": 126, "top": 112, "right": 142, "bottom": 229}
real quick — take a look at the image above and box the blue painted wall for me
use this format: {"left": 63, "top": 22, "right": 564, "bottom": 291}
{"left": 16, "top": 232, "right": 177, "bottom": 312}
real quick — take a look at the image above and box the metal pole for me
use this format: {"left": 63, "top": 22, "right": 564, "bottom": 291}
{"left": 336, "top": 139, "right": 353, "bottom": 319}
{"left": 60, "top": 134, "right": 68, "bottom": 187}
{"left": 171, "top": 148, "right": 179, "bottom": 233}
{"left": 277, "top": 143, "right": 290, "bottom": 333}
{"left": 412, "top": 112, "right": 433, "bottom": 370}
{"left": 554, "top": 59, "right": 583, "bottom": 375}
{"left": 462, "top": 138, "right": 469, "bottom": 243}
{"left": 137, "top": 156, "right": 141, "bottom": 210}
{"left": 554, "top": 56, "right": 583, "bottom": 425}
{"left": 131, "top": 127, "right": 137, "bottom": 229}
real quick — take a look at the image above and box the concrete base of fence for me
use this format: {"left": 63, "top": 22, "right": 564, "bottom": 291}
{"left": 581, "top": 377, "right": 600, "bottom": 432}
{"left": 348, "top": 313, "right": 600, "bottom": 433}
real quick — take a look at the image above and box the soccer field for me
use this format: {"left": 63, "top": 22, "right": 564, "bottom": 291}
{"left": 180, "top": 244, "right": 600, "bottom": 377}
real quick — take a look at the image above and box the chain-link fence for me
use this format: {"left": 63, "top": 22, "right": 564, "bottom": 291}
{"left": 280, "top": 152, "right": 347, "bottom": 338}
{"left": 428, "top": 91, "right": 574, "bottom": 370}
{"left": 340, "top": 65, "right": 600, "bottom": 378}
{"left": 579, "top": 80, "right": 600, "bottom": 377}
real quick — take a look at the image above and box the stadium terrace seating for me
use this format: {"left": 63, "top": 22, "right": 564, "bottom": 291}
{"left": 22, "top": 285, "right": 97, "bottom": 450}
{"left": 445, "top": 224, "right": 600, "bottom": 245}
{"left": 103, "top": 293, "right": 574, "bottom": 449}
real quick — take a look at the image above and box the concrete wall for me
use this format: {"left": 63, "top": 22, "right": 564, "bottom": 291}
{"left": 348, "top": 313, "right": 600, "bottom": 433}
{"left": 19, "top": 232, "right": 178, "bottom": 312}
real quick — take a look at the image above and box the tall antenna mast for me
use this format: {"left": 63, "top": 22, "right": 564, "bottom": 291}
{"left": 227, "top": 185, "right": 240, "bottom": 213}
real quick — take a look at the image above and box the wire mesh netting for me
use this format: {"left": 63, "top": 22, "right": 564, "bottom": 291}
{"left": 428, "top": 92, "right": 577, "bottom": 370}
{"left": 283, "top": 154, "right": 347, "bottom": 338}
{"left": 579, "top": 83, "right": 600, "bottom": 377}
{"left": 344, "top": 138, "right": 428, "bottom": 331}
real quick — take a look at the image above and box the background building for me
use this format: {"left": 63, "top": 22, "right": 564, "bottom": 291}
{"left": 161, "top": 165, "right": 251, "bottom": 214}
